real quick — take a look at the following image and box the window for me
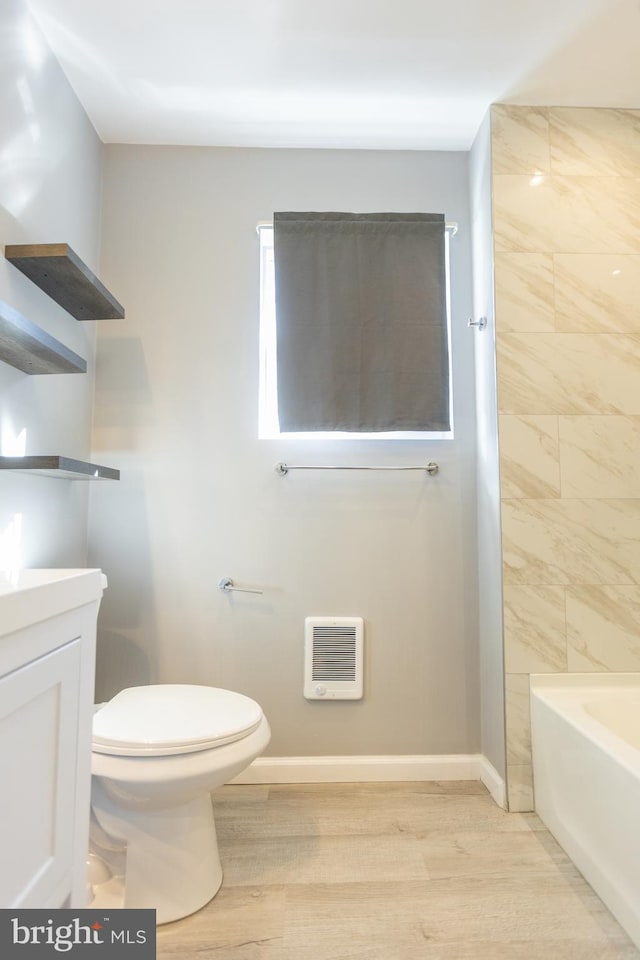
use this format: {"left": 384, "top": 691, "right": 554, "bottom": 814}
{"left": 258, "top": 220, "right": 453, "bottom": 440}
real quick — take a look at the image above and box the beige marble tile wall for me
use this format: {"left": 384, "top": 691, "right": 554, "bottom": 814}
{"left": 491, "top": 104, "right": 640, "bottom": 811}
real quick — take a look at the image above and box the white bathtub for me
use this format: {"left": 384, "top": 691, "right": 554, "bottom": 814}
{"left": 531, "top": 673, "right": 640, "bottom": 950}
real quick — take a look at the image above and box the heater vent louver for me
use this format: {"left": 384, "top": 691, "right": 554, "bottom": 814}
{"left": 304, "top": 617, "right": 363, "bottom": 700}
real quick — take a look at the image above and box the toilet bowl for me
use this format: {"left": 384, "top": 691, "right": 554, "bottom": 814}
{"left": 89, "top": 684, "right": 270, "bottom": 924}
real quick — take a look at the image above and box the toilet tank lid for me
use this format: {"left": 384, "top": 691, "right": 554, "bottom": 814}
{"left": 92, "top": 684, "right": 263, "bottom": 756}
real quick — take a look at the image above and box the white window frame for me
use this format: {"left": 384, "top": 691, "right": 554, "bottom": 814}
{"left": 258, "top": 225, "right": 454, "bottom": 440}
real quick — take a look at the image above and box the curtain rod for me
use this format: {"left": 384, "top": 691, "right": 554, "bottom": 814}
{"left": 256, "top": 220, "right": 458, "bottom": 236}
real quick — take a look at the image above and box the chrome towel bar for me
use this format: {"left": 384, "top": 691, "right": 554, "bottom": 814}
{"left": 275, "top": 462, "right": 439, "bottom": 476}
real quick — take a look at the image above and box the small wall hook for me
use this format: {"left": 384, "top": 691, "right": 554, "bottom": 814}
{"left": 468, "top": 316, "right": 488, "bottom": 330}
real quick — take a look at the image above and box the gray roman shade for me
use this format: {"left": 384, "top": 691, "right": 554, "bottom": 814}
{"left": 274, "top": 211, "right": 450, "bottom": 433}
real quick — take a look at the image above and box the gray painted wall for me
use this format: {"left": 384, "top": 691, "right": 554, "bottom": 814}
{"left": 469, "top": 114, "right": 506, "bottom": 778}
{"left": 0, "top": 0, "right": 103, "bottom": 571}
{"left": 89, "top": 145, "right": 480, "bottom": 757}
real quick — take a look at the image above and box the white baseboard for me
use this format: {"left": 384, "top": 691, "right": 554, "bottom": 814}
{"left": 232, "top": 754, "right": 483, "bottom": 786}
{"left": 232, "top": 754, "right": 507, "bottom": 808}
{"left": 478, "top": 755, "right": 507, "bottom": 809}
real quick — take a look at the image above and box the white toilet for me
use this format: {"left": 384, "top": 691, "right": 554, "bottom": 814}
{"left": 88, "top": 684, "right": 270, "bottom": 924}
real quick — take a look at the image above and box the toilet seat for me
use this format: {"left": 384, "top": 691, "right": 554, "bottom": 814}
{"left": 92, "top": 684, "right": 263, "bottom": 757}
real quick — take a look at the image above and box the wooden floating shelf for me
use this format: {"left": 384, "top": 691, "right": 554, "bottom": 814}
{"left": 0, "top": 301, "right": 86, "bottom": 375}
{"left": 4, "top": 243, "right": 125, "bottom": 321}
{"left": 0, "top": 456, "right": 120, "bottom": 481}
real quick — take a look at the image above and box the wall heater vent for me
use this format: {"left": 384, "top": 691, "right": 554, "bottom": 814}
{"left": 304, "top": 617, "right": 364, "bottom": 700}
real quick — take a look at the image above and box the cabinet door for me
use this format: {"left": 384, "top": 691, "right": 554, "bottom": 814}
{"left": 0, "top": 638, "right": 81, "bottom": 907}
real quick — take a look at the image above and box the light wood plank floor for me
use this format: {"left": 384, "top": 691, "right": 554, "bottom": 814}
{"left": 157, "top": 781, "right": 639, "bottom": 959}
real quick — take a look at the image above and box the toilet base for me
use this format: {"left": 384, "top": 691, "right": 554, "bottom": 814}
{"left": 89, "top": 872, "right": 126, "bottom": 912}
{"left": 91, "top": 786, "right": 223, "bottom": 924}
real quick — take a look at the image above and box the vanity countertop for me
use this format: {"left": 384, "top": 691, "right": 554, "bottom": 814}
{"left": 0, "top": 569, "right": 107, "bottom": 638}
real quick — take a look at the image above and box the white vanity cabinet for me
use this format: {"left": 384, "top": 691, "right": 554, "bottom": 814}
{"left": 0, "top": 570, "right": 105, "bottom": 908}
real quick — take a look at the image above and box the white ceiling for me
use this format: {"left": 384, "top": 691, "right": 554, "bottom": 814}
{"left": 26, "top": 0, "right": 640, "bottom": 150}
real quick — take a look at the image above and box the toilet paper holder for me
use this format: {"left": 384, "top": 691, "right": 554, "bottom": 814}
{"left": 218, "top": 577, "right": 263, "bottom": 596}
